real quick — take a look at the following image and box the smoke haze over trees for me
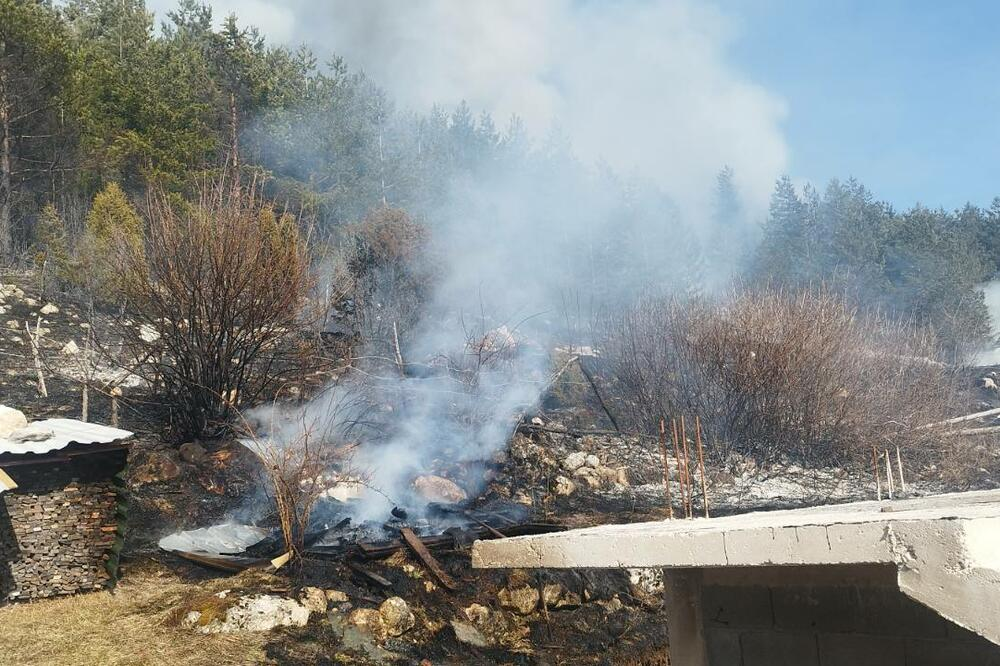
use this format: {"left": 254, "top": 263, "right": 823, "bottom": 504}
{"left": 2, "top": 0, "right": 999, "bottom": 356}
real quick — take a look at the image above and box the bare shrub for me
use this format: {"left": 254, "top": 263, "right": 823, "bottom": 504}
{"left": 598, "top": 288, "right": 963, "bottom": 471}
{"left": 342, "top": 206, "right": 435, "bottom": 363}
{"left": 113, "top": 175, "right": 314, "bottom": 440}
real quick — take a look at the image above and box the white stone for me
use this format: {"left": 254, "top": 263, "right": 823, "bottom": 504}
{"left": 0, "top": 406, "right": 28, "bottom": 438}
{"left": 562, "top": 451, "right": 588, "bottom": 471}
{"left": 40, "top": 303, "right": 59, "bottom": 315}
{"left": 585, "top": 454, "right": 600, "bottom": 468}
{"left": 61, "top": 340, "right": 80, "bottom": 355}
{"left": 5, "top": 320, "right": 19, "bottom": 331}
{"left": 139, "top": 323, "right": 161, "bottom": 343}
{"left": 23, "top": 298, "right": 37, "bottom": 307}
{"left": 379, "top": 597, "right": 415, "bottom": 636}
{"left": 189, "top": 594, "right": 311, "bottom": 634}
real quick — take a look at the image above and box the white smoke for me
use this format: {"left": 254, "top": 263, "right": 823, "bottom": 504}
{"left": 148, "top": 0, "right": 788, "bottom": 218}
{"left": 145, "top": 0, "right": 794, "bottom": 522}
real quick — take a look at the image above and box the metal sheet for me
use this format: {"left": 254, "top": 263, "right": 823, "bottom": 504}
{"left": 0, "top": 467, "right": 16, "bottom": 494}
{"left": 158, "top": 523, "right": 270, "bottom": 555}
{"left": 0, "top": 419, "right": 132, "bottom": 456}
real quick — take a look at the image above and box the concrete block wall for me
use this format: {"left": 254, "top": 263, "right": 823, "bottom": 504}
{"left": 701, "top": 580, "right": 1000, "bottom": 665}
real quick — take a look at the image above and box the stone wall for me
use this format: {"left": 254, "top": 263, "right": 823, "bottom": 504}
{"left": 699, "top": 565, "right": 1000, "bottom": 666}
{"left": 0, "top": 449, "right": 126, "bottom": 601}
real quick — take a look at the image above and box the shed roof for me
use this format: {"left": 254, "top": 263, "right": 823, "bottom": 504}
{"left": 0, "top": 419, "right": 132, "bottom": 457}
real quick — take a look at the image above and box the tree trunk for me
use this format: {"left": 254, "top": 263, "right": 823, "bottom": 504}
{"left": 0, "top": 61, "right": 13, "bottom": 260}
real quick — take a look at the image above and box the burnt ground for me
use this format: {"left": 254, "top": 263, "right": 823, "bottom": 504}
{"left": 0, "top": 272, "right": 668, "bottom": 664}
{"left": 5, "top": 268, "right": 1000, "bottom": 664}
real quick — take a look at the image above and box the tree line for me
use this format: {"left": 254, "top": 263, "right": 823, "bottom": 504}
{"left": 2, "top": 0, "right": 997, "bottom": 359}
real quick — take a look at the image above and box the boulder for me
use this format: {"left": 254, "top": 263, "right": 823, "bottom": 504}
{"left": 61, "top": 340, "right": 80, "bottom": 355}
{"left": 187, "top": 594, "right": 311, "bottom": 633}
{"left": 562, "top": 451, "right": 588, "bottom": 471}
{"left": 378, "top": 596, "right": 415, "bottom": 637}
{"left": 412, "top": 475, "right": 467, "bottom": 503}
{"left": 0, "top": 406, "right": 28, "bottom": 438}
{"left": 498, "top": 585, "right": 539, "bottom": 615}
{"left": 39, "top": 303, "right": 59, "bottom": 315}
{"left": 585, "top": 454, "right": 600, "bottom": 468}
{"left": 179, "top": 441, "right": 209, "bottom": 465}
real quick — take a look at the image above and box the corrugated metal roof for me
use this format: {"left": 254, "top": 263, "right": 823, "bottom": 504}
{"left": 0, "top": 419, "right": 132, "bottom": 456}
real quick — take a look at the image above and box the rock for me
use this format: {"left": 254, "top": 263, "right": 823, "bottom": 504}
{"left": 39, "top": 303, "right": 59, "bottom": 315}
{"left": 585, "top": 454, "right": 600, "bottom": 468}
{"left": 463, "top": 603, "right": 490, "bottom": 624}
{"left": 179, "top": 441, "right": 209, "bottom": 465}
{"left": 572, "top": 466, "right": 601, "bottom": 488}
{"left": 0, "top": 406, "right": 28, "bottom": 438}
{"left": 61, "top": 340, "right": 80, "bottom": 355}
{"left": 300, "top": 587, "right": 328, "bottom": 614}
{"left": 982, "top": 377, "right": 998, "bottom": 391}
{"left": 23, "top": 298, "right": 37, "bottom": 307}
{"left": 8, "top": 426, "right": 54, "bottom": 443}
{"left": 498, "top": 586, "right": 539, "bottom": 615}
{"left": 554, "top": 475, "right": 576, "bottom": 496}
{"left": 594, "top": 465, "right": 622, "bottom": 485}
{"left": 530, "top": 416, "right": 544, "bottom": 426}
{"left": 617, "top": 467, "right": 629, "bottom": 486}
{"left": 379, "top": 597, "right": 415, "bottom": 637}
{"left": 412, "top": 475, "right": 467, "bottom": 503}
{"left": 542, "top": 583, "right": 582, "bottom": 610}
{"left": 451, "top": 620, "right": 489, "bottom": 647}
{"left": 348, "top": 608, "right": 386, "bottom": 639}
{"left": 5, "top": 320, "right": 19, "bottom": 331}
{"left": 0, "top": 284, "right": 24, "bottom": 300}
{"left": 188, "top": 594, "right": 311, "bottom": 633}
{"left": 325, "top": 590, "right": 349, "bottom": 604}
{"left": 513, "top": 491, "right": 533, "bottom": 506}
{"left": 562, "top": 451, "right": 588, "bottom": 471}
{"left": 139, "top": 323, "right": 161, "bottom": 343}
{"left": 628, "top": 568, "right": 664, "bottom": 606}
{"left": 129, "top": 450, "right": 182, "bottom": 485}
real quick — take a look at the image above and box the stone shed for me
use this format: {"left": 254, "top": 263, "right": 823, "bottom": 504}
{"left": 472, "top": 490, "right": 1000, "bottom": 665}
{"left": 0, "top": 418, "right": 132, "bottom": 602}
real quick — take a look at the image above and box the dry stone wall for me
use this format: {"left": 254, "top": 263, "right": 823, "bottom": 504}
{"left": 0, "top": 449, "right": 126, "bottom": 601}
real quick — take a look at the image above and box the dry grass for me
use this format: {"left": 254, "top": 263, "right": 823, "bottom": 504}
{"left": 0, "top": 561, "right": 271, "bottom": 666}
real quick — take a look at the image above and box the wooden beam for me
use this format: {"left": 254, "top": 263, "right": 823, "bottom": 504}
{"left": 400, "top": 527, "right": 459, "bottom": 591}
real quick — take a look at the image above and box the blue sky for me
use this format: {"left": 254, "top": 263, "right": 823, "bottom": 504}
{"left": 720, "top": 0, "right": 1000, "bottom": 211}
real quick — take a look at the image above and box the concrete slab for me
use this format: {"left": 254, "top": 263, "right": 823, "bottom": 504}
{"left": 471, "top": 490, "right": 1000, "bottom": 645}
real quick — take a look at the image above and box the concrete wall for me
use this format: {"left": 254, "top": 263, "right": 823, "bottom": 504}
{"left": 690, "top": 565, "right": 1000, "bottom": 666}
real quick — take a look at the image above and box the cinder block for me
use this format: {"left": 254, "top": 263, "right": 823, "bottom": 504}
{"left": 818, "top": 633, "right": 905, "bottom": 666}
{"left": 904, "top": 638, "right": 1000, "bottom": 666}
{"left": 850, "top": 586, "right": 948, "bottom": 638}
{"left": 705, "top": 628, "right": 742, "bottom": 665}
{"left": 702, "top": 585, "right": 772, "bottom": 628}
{"left": 771, "top": 586, "right": 855, "bottom": 633}
{"left": 740, "top": 631, "right": 819, "bottom": 666}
